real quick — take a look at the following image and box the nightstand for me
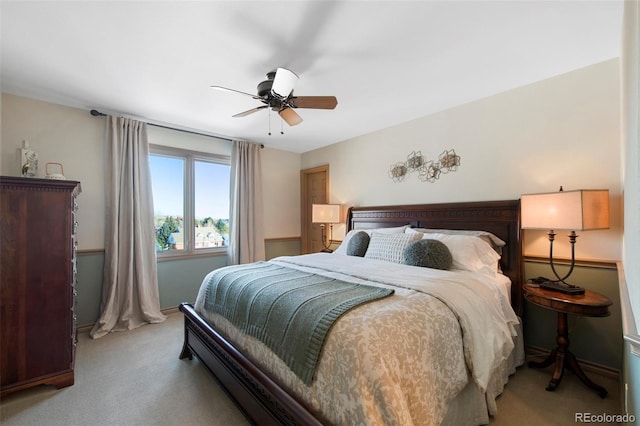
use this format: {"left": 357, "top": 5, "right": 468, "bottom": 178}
{"left": 523, "top": 284, "right": 612, "bottom": 398}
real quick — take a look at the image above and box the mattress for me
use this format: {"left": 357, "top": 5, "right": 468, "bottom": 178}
{"left": 194, "top": 253, "right": 523, "bottom": 425}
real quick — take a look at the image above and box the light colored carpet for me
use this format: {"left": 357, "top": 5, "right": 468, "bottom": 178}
{"left": 488, "top": 360, "right": 621, "bottom": 426}
{"left": 1, "top": 312, "right": 622, "bottom": 426}
{"left": 1, "top": 313, "right": 249, "bottom": 426}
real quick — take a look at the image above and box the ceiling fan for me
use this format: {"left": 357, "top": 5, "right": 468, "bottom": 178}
{"left": 211, "top": 67, "right": 338, "bottom": 128}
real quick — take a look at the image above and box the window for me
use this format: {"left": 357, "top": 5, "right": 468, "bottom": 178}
{"left": 149, "top": 145, "right": 230, "bottom": 257}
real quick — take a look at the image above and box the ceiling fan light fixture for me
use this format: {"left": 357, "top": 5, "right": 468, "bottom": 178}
{"left": 279, "top": 107, "right": 303, "bottom": 126}
{"left": 271, "top": 67, "right": 298, "bottom": 99}
{"left": 211, "top": 68, "right": 337, "bottom": 131}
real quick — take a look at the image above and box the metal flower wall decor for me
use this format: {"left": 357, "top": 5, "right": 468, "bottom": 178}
{"left": 388, "top": 149, "right": 461, "bottom": 183}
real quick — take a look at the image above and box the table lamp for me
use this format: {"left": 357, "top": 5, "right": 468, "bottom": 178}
{"left": 520, "top": 187, "right": 609, "bottom": 294}
{"left": 312, "top": 204, "right": 341, "bottom": 252}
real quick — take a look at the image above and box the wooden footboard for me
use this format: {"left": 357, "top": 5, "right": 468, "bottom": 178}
{"left": 178, "top": 303, "right": 323, "bottom": 426}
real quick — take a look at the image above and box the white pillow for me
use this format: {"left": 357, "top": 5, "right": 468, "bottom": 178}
{"left": 407, "top": 229, "right": 500, "bottom": 273}
{"left": 334, "top": 225, "right": 410, "bottom": 255}
{"left": 406, "top": 227, "right": 505, "bottom": 252}
{"left": 363, "top": 232, "right": 422, "bottom": 264}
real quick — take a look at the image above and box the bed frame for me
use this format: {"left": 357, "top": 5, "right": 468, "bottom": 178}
{"left": 179, "top": 199, "right": 522, "bottom": 425}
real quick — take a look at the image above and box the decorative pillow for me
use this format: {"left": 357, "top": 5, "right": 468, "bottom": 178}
{"left": 346, "top": 231, "right": 370, "bottom": 257}
{"left": 403, "top": 239, "right": 453, "bottom": 270}
{"left": 333, "top": 225, "right": 410, "bottom": 255}
{"left": 363, "top": 232, "right": 421, "bottom": 264}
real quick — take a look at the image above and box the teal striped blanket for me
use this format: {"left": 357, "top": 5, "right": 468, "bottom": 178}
{"left": 203, "top": 261, "right": 394, "bottom": 385}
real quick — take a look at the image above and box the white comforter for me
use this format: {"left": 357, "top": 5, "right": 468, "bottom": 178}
{"left": 195, "top": 253, "right": 520, "bottom": 425}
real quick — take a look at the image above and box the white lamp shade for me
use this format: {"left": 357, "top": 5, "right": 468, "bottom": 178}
{"left": 312, "top": 204, "right": 341, "bottom": 224}
{"left": 271, "top": 67, "right": 298, "bottom": 98}
{"left": 521, "top": 189, "right": 610, "bottom": 230}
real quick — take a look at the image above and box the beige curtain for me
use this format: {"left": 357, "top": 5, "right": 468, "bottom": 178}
{"left": 228, "top": 140, "right": 265, "bottom": 265}
{"left": 90, "top": 116, "right": 165, "bottom": 339}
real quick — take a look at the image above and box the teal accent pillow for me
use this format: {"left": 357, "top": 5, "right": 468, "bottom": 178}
{"left": 346, "top": 231, "right": 370, "bottom": 257}
{"left": 403, "top": 239, "right": 453, "bottom": 270}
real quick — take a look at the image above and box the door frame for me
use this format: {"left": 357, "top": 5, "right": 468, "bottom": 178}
{"left": 300, "top": 165, "right": 329, "bottom": 254}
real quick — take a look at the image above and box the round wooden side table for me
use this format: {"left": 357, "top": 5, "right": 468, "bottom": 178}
{"left": 523, "top": 284, "right": 612, "bottom": 398}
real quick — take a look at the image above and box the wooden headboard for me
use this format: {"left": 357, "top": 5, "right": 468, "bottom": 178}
{"left": 346, "top": 200, "right": 523, "bottom": 316}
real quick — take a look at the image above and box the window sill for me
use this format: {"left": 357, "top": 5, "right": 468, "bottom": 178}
{"left": 156, "top": 249, "right": 227, "bottom": 262}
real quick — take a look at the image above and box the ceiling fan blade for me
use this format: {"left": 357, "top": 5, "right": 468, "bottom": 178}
{"left": 279, "top": 107, "right": 303, "bottom": 126}
{"left": 289, "top": 96, "right": 338, "bottom": 110}
{"left": 211, "top": 86, "right": 261, "bottom": 100}
{"left": 271, "top": 68, "right": 299, "bottom": 98}
{"left": 233, "top": 105, "right": 268, "bottom": 117}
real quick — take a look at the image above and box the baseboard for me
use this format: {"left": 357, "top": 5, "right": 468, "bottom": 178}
{"left": 525, "top": 345, "right": 620, "bottom": 381}
{"left": 162, "top": 306, "right": 181, "bottom": 315}
{"left": 76, "top": 305, "right": 184, "bottom": 334}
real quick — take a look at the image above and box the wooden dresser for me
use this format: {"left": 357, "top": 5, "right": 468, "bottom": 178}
{"left": 0, "top": 176, "right": 81, "bottom": 398}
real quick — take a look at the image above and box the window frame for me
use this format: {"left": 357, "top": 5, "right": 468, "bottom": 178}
{"left": 149, "top": 144, "right": 230, "bottom": 260}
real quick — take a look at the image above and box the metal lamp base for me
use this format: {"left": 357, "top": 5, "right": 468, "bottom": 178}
{"left": 539, "top": 280, "right": 585, "bottom": 295}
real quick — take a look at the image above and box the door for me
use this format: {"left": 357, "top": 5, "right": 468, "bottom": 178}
{"left": 301, "top": 165, "right": 329, "bottom": 254}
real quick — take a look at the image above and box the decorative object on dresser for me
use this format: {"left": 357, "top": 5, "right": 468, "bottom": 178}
{"left": 16, "top": 140, "right": 38, "bottom": 178}
{"left": 0, "top": 176, "right": 81, "bottom": 398}
{"left": 45, "top": 162, "right": 66, "bottom": 180}
{"left": 311, "top": 203, "right": 341, "bottom": 252}
{"left": 521, "top": 187, "right": 610, "bottom": 294}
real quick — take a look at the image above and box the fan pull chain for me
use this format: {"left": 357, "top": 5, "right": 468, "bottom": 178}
{"left": 280, "top": 116, "right": 284, "bottom": 135}
{"left": 268, "top": 106, "right": 271, "bottom": 136}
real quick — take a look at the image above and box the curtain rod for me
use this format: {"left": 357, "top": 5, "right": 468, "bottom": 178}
{"left": 90, "top": 109, "right": 264, "bottom": 148}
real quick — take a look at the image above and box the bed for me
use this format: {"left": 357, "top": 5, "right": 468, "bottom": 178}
{"left": 179, "top": 200, "right": 524, "bottom": 425}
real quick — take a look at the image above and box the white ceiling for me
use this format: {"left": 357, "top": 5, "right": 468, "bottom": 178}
{"left": 1, "top": 1, "right": 623, "bottom": 153}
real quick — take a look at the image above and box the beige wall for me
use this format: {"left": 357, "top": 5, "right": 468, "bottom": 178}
{"left": 1, "top": 95, "right": 106, "bottom": 249}
{"left": 261, "top": 147, "right": 301, "bottom": 238}
{"left": 301, "top": 60, "right": 622, "bottom": 263}
{"left": 0, "top": 93, "right": 302, "bottom": 249}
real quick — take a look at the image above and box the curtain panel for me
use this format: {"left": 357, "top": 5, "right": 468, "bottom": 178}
{"left": 90, "top": 116, "right": 165, "bottom": 338}
{"left": 228, "top": 140, "right": 266, "bottom": 265}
